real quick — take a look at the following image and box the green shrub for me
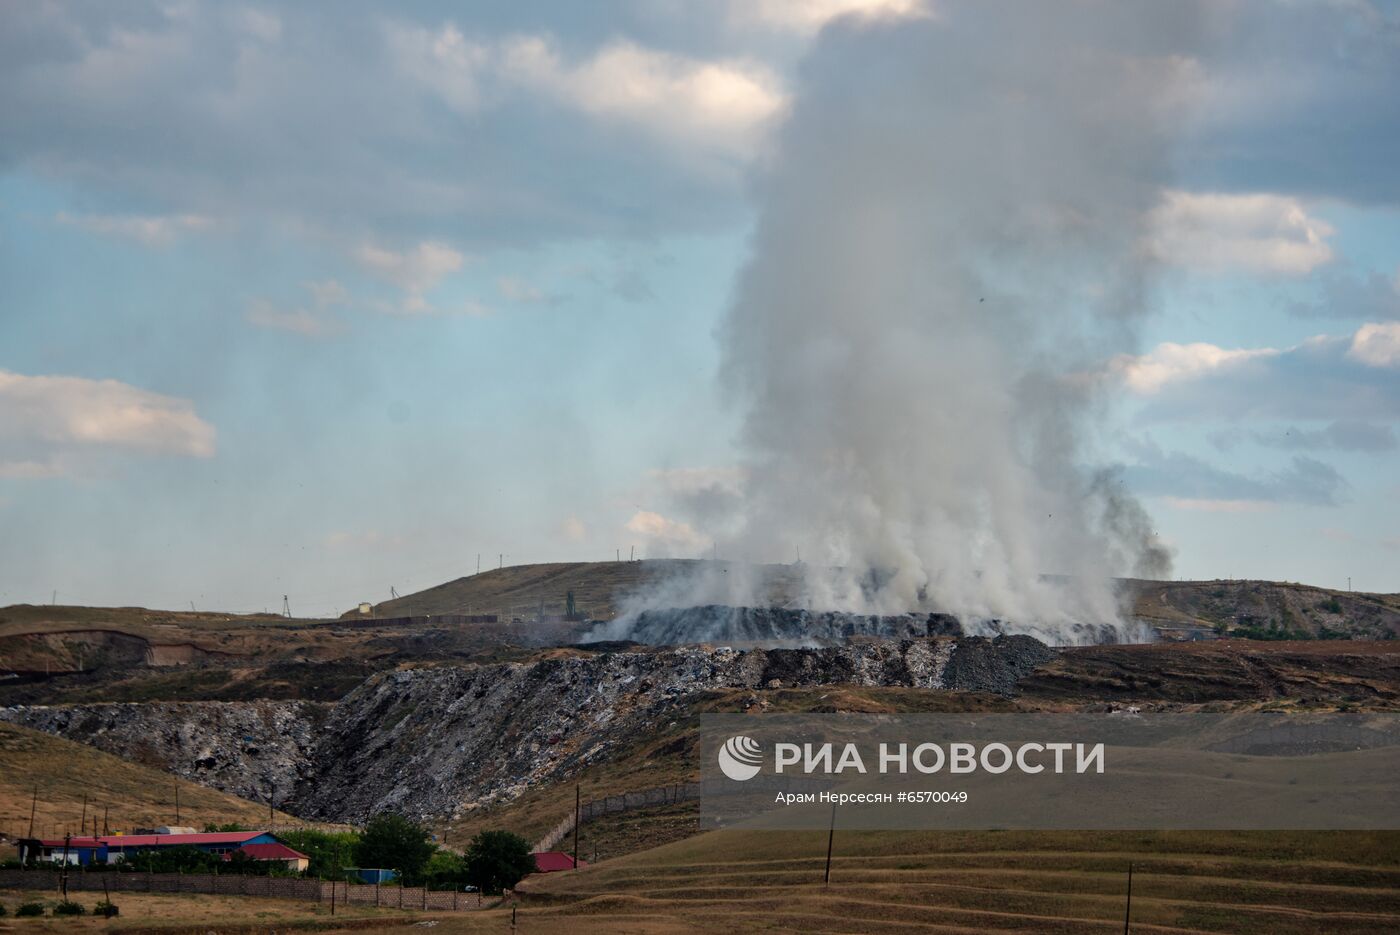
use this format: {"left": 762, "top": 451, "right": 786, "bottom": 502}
{"left": 280, "top": 828, "right": 360, "bottom": 879}
{"left": 464, "top": 830, "right": 538, "bottom": 895}
{"left": 0, "top": 902, "right": 7, "bottom": 917}
{"left": 16, "top": 902, "right": 45, "bottom": 917}
{"left": 53, "top": 900, "right": 86, "bottom": 916}
{"left": 94, "top": 900, "right": 119, "bottom": 918}
{"left": 355, "top": 814, "right": 434, "bottom": 885}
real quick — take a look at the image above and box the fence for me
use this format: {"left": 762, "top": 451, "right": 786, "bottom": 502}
{"left": 531, "top": 777, "right": 831, "bottom": 852}
{"left": 534, "top": 782, "right": 702, "bottom": 852}
{"left": 0, "top": 869, "right": 483, "bottom": 912}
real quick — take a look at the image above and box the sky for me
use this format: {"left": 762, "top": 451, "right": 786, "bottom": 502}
{"left": 1, "top": 0, "right": 1398, "bottom": 615}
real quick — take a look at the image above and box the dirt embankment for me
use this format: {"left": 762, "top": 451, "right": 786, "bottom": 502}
{"left": 0, "top": 700, "right": 325, "bottom": 806}
{"left": 1021, "top": 639, "right": 1400, "bottom": 705}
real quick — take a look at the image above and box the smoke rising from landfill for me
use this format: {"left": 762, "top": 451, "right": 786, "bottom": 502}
{"left": 631, "top": 2, "right": 1189, "bottom": 642}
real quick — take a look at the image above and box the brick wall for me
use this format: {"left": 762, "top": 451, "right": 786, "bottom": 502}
{"left": 0, "top": 869, "right": 483, "bottom": 911}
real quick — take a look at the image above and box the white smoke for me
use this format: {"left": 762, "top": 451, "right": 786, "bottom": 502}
{"left": 622, "top": 2, "right": 1197, "bottom": 641}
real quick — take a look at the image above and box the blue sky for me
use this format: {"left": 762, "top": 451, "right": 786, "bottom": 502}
{"left": 2, "top": 0, "right": 1398, "bottom": 613}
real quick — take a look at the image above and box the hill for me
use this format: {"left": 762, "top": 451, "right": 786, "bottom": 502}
{"left": 0, "top": 721, "right": 302, "bottom": 843}
{"left": 486, "top": 827, "right": 1400, "bottom": 935}
{"left": 375, "top": 561, "right": 1399, "bottom": 639}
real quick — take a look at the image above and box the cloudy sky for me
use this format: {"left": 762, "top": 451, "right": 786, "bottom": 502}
{"left": 2, "top": 0, "right": 1398, "bottom": 614}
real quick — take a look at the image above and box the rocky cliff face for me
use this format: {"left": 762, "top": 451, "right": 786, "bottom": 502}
{"left": 0, "top": 700, "right": 323, "bottom": 806}
{"left": 2, "top": 635, "right": 1053, "bottom": 823}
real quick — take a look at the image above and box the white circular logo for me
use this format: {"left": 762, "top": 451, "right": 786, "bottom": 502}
{"left": 718, "top": 735, "right": 763, "bottom": 781}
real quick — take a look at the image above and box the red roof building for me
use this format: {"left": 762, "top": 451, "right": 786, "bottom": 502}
{"left": 532, "top": 851, "right": 586, "bottom": 873}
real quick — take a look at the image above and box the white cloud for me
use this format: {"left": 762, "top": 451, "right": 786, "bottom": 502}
{"left": 730, "top": 0, "right": 932, "bottom": 35}
{"left": 1110, "top": 341, "right": 1281, "bottom": 394}
{"left": 56, "top": 211, "right": 213, "bottom": 246}
{"left": 0, "top": 370, "right": 215, "bottom": 476}
{"left": 247, "top": 280, "right": 346, "bottom": 337}
{"left": 560, "top": 515, "right": 587, "bottom": 542}
{"left": 500, "top": 37, "right": 787, "bottom": 158}
{"left": 1348, "top": 321, "right": 1400, "bottom": 367}
{"left": 231, "top": 8, "right": 282, "bottom": 44}
{"left": 384, "top": 21, "right": 489, "bottom": 116}
{"left": 307, "top": 279, "right": 348, "bottom": 307}
{"left": 624, "top": 509, "right": 707, "bottom": 553}
{"left": 497, "top": 277, "right": 546, "bottom": 303}
{"left": 1146, "top": 191, "right": 1335, "bottom": 275}
{"left": 388, "top": 26, "right": 786, "bottom": 158}
{"left": 356, "top": 241, "right": 465, "bottom": 294}
{"left": 246, "top": 300, "right": 341, "bottom": 337}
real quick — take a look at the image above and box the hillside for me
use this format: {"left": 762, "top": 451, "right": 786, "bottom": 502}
{"left": 375, "top": 561, "right": 1399, "bottom": 639}
{"left": 488, "top": 828, "right": 1400, "bottom": 935}
{"left": 0, "top": 721, "right": 301, "bottom": 842}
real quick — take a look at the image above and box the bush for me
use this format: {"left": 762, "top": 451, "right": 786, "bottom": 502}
{"left": 116, "top": 845, "right": 222, "bottom": 874}
{"left": 463, "top": 830, "right": 537, "bottom": 895}
{"left": 94, "top": 900, "right": 120, "bottom": 918}
{"left": 16, "top": 902, "right": 46, "bottom": 917}
{"left": 421, "top": 849, "right": 468, "bottom": 889}
{"left": 53, "top": 900, "right": 86, "bottom": 916}
{"left": 0, "top": 902, "right": 7, "bottom": 917}
{"left": 354, "top": 814, "right": 435, "bottom": 885}
{"left": 279, "top": 828, "right": 360, "bottom": 879}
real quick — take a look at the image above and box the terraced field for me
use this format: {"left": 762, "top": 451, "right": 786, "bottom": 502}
{"left": 449, "top": 830, "right": 1400, "bottom": 934}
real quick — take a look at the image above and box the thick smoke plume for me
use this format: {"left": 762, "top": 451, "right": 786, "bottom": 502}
{"left": 616, "top": 2, "right": 1200, "bottom": 643}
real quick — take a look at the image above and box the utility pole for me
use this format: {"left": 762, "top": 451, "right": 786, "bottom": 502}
{"left": 52, "top": 590, "right": 57, "bottom": 605}
{"left": 61, "top": 833, "right": 71, "bottom": 897}
{"left": 616, "top": 549, "right": 620, "bottom": 562}
{"left": 823, "top": 803, "right": 836, "bottom": 885}
{"left": 629, "top": 546, "right": 634, "bottom": 561}
{"left": 572, "top": 783, "right": 581, "bottom": 869}
{"left": 499, "top": 553, "right": 503, "bottom": 570}
{"left": 175, "top": 784, "right": 180, "bottom": 824}
{"left": 79, "top": 794, "right": 87, "bottom": 838}
{"left": 477, "top": 554, "right": 481, "bottom": 575}
{"left": 1348, "top": 577, "right": 1352, "bottom": 592}
{"left": 103, "top": 804, "right": 110, "bottom": 836}
{"left": 282, "top": 595, "right": 291, "bottom": 618}
{"left": 27, "top": 785, "right": 38, "bottom": 839}
{"left": 1123, "top": 862, "right": 1134, "bottom": 934}
{"left": 190, "top": 601, "right": 197, "bottom": 612}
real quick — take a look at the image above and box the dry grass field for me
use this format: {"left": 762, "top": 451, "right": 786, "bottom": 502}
{"left": 0, "top": 722, "right": 300, "bottom": 840}
{"left": 443, "top": 829, "right": 1400, "bottom": 935}
{"left": 0, "top": 888, "right": 421, "bottom": 932}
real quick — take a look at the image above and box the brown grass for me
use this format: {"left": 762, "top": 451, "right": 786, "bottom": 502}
{"left": 0, "top": 722, "right": 299, "bottom": 840}
{"left": 0, "top": 888, "right": 425, "bottom": 932}
{"left": 429, "top": 828, "right": 1400, "bottom": 935}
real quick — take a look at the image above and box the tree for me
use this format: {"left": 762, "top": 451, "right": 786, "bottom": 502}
{"left": 118, "top": 846, "right": 221, "bottom": 874}
{"left": 463, "top": 830, "right": 537, "bottom": 895}
{"left": 353, "top": 814, "right": 435, "bottom": 884}
{"left": 421, "top": 849, "right": 468, "bottom": 890}
{"left": 278, "top": 829, "right": 359, "bottom": 880}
